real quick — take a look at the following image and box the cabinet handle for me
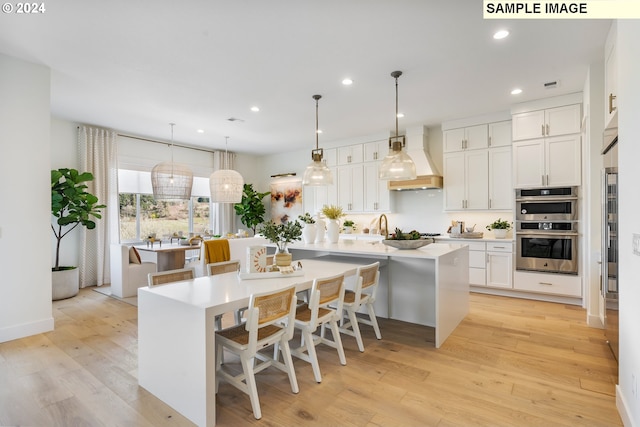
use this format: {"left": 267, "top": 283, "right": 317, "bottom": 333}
{"left": 541, "top": 124, "right": 545, "bottom": 136}
{"left": 489, "top": 199, "right": 492, "bottom": 209}
{"left": 348, "top": 155, "right": 352, "bottom": 163}
{"left": 542, "top": 175, "right": 545, "bottom": 186}
{"left": 488, "top": 136, "right": 491, "bottom": 147}
{"left": 546, "top": 174, "right": 549, "bottom": 186}
{"left": 609, "top": 93, "right": 617, "bottom": 114}
{"left": 539, "top": 282, "right": 553, "bottom": 286}
{"left": 545, "top": 124, "right": 549, "bottom": 136}
{"left": 493, "top": 246, "right": 505, "bottom": 249}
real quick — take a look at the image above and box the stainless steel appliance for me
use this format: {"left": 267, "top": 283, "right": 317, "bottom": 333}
{"left": 516, "top": 187, "right": 578, "bottom": 221}
{"left": 602, "top": 163, "right": 618, "bottom": 361}
{"left": 516, "top": 222, "right": 578, "bottom": 274}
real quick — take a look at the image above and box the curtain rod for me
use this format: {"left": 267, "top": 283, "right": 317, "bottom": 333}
{"left": 116, "top": 132, "right": 217, "bottom": 154}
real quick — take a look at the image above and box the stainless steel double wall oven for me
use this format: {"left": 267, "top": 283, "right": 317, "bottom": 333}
{"left": 515, "top": 187, "right": 579, "bottom": 274}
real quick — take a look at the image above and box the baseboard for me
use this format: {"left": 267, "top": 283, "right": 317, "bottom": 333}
{"left": 616, "top": 384, "right": 634, "bottom": 426}
{"left": 0, "top": 317, "right": 54, "bottom": 343}
{"left": 587, "top": 313, "right": 604, "bottom": 328}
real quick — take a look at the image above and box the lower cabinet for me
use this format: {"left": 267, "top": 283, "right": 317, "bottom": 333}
{"left": 451, "top": 240, "right": 513, "bottom": 289}
{"left": 513, "top": 270, "right": 582, "bottom": 297}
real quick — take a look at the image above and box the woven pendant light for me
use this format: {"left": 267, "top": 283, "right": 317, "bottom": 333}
{"left": 302, "top": 94, "right": 333, "bottom": 186}
{"left": 151, "top": 123, "right": 194, "bottom": 200}
{"left": 210, "top": 136, "right": 244, "bottom": 203}
{"left": 379, "top": 71, "right": 417, "bottom": 181}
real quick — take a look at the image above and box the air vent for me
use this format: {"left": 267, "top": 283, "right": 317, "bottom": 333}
{"left": 543, "top": 80, "right": 560, "bottom": 89}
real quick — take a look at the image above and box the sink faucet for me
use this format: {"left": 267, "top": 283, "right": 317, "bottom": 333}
{"left": 378, "top": 214, "right": 389, "bottom": 239}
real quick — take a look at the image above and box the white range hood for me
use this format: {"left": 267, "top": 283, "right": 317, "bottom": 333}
{"left": 388, "top": 125, "right": 443, "bottom": 190}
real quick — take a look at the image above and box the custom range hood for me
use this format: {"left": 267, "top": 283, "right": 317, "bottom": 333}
{"left": 388, "top": 125, "right": 443, "bottom": 190}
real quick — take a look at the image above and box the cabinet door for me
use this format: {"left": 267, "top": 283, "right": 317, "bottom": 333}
{"left": 512, "top": 110, "right": 545, "bottom": 141}
{"left": 488, "top": 146, "right": 512, "bottom": 210}
{"left": 443, "top": 128, "right": 465, "bottom": 153}
{"left": 513, "top": 139, "right": 544, "bottom": 188}
{"left": 363, "top": 163, "right": 389, "bottom": 212}
{"left": 545, "top": 104, "right": 581, "bottom": 137}
{"left": 486, "top": 252, "right": 513, "bottom": 288}
{"left": 443, "top": 152, "right": 465, "bottom": 210}
{"left": 605, "top": 37, "right": 618, "bottom": 129}
{"left": 364, "top": 140, "right": 387, "bottom": 162}
{"left": 546, "top": 134, "right": 581, "bottom": 187}
{"left": 323, "top": 148, "right": 337, "bottom": 168}
{"left": 465, "top": 150, "right": 489, "bottom": 209}
{"left": 488, "top": 121, "right": 512, "bottom": 147}
{"left": 337, "top": 164, "right": 363, "bottom": 212}
{"left": 337, "top": 144, "right": 363, "bottom": 165}
{"left": 465, "top": 124, "right": 489, "bottom": 150}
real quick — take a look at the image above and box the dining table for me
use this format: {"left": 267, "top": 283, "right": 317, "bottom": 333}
{"left": 137, "top": 256, "right": 372, "bottom": 427}
{"left": 135, "top": 241, "right": 200, "bottom": 271}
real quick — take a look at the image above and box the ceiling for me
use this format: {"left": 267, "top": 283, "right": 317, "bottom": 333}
{"left": 0, "top": 1, "right": 611, "bottom": 155}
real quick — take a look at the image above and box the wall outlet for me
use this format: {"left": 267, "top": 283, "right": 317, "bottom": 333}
{"left": 633, "top": 234, "right": 640, "bottom": 256}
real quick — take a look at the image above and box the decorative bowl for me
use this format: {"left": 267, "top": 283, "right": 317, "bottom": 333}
{"left": 382, "top": 238, "right": 433, "bottom": 249}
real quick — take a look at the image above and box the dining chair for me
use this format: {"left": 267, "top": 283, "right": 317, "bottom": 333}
{"left": 290, "top": 272, "right": 346, "bottom": 383}
{"left": 206, "top": 259, "right": 241, "bottom": 329}
{"left": 215, "top": 285, "right": 298, "bottom": 420}
{"left": 147, "top": 267, "right": 195, "bottom": 287}
{"left": 338, "top": 262, "right": 382, "bottom": 352}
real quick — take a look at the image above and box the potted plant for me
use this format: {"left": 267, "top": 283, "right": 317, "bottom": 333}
{"left": 234, "top": 183, "right": 270, "bottom": 236}
{"left": 259, "top": 220, "right": 302, "bottom": 266}
{"left": 51, "top": 168, "right": 105, "bottom": 299}
{"left": 298, "top": 212, "right": 317, "bottom": 244}
{"left": 321, "top": 204, "right": 344, "bottom": 243}
{"left": 342, "top": 219, "right": 355, "bottom": 234}
{"left": 486, "top": 218, "right": 512, "bottom": 239}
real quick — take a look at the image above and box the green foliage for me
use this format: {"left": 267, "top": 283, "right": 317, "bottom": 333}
{"left": 51, "top": 168, "right": 106, "bottom": 270}
{"left": 388, "top": 228, "right": 421, "bottom": 240}
{"left": 298, "top": 212, "right": 316, "bottom": 224}
{"left": 321, "top": 204, "right": 344, "bottom": 220}
{"left": 259, "top": 220, "right": 302, "bottom": 252}
{"left": 343, "top": 220, "right": 354, "bottom": 227}
{"left": 234, "top": 183, "right": 270, "bottom": 235}
{"left": 486, "top": 218, "right": 512, "bottom": 230}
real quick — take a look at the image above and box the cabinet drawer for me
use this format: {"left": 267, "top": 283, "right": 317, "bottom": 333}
{"left": 487, "top": 242, "right": 512, "bottom": 252}
{"left": 467, "top": 242, "right": 486, "bottom": 251}
{"left": 513, "top": 271, "right": 581, "bottom": 297}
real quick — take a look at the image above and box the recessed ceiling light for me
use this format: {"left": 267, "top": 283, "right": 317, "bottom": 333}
{"left": 511, "top": 88, "right": 522, "bottom": 95}
{"left": 396, "top": 113, "right": 405, "bottom": 118}
{"left": 342, "top": 78, "right": 353, "bottom": 86}
{"left": 316, "top": 129, "right": 323, "bottom": 134}
{"left": 197, "top": 129, "right": 205, "bottom": 133}
{"left": 493, "top": 30, "right": 509, "bottom": 40}
{"left": 250, "top": 106, "right": 260, "bottom": 112}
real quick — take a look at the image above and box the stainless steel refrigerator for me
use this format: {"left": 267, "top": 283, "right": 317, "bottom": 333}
{"left": 602, "top": 144, "right": 618, "bottom": 362}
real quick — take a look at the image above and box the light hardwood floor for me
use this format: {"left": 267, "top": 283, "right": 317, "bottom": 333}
{"left": 0, "top": 288, "right": 621, "bottom": 427}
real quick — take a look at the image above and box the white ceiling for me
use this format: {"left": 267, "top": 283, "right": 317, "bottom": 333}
{"left": 0, "top": 1, "right": 611, "bottom": 155}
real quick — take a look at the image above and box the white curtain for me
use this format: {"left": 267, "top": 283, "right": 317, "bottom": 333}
{"left": 78, "top": 125, "right": 119, "bottom": 287}
{"left": 212, "top": 151, "right": 238, "bottom": 236}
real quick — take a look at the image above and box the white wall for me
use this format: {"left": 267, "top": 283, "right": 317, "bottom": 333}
{"left": 616, "top": 20, "right": 640, "bottom": 427}
{"left": 0, "top": 54, "right": 54, "bottom": 342}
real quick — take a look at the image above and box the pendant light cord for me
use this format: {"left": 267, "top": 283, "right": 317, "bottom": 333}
{"left": 313, "top": 94, "right": 321, "bottom": 150}
{"left": 169, "top": 122, "right": 175, "bottom": 178}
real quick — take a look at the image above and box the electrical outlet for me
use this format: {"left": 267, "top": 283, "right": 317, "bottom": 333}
{"left": 633, "top": 234, "right": 640, "bottom": 256}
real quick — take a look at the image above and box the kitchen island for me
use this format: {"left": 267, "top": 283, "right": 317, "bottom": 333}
{"left": 287, "top": 239, "right": 469, "bottom": 348}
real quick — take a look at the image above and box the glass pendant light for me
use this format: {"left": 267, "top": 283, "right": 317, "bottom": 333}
{"left": 151, "top": 123, "right": 194, "bottom": 200}
{"left": 302, "top": 94, "right": 333, "bottom": 186}
{"left": 379, "top": 71, "right": 417, "bottom": 181}
{"left": 210, "top": 136, "right": 244, "bottom": 203}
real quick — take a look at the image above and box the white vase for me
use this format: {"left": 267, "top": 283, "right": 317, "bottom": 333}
{"left": 302, "top": 223, "right": 317, "bottom": 244}
{"left": 326, "top": 220, "right": 340, "bottom": 243}
{"left": 493, "top": 229, "right": 508, "bottom": 239}
{"left": 315, "top": 218, "right": 326, "bottom": 243}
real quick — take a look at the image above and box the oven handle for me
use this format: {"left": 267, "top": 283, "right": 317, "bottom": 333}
{"left": 516, "top": 196, "right": 578, "bottom": 202}
{"left": 516, "top": 231, "right": 579, "bottom": 237}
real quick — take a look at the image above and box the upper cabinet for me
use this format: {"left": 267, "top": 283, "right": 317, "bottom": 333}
{"left": 363, "top": 140, "right": 388, "bottom": 162}
{"left": 488, "top": 121, "right": 512, "bottom": 147}
{"left": 337, "top": 144, "right": 363, "bottom": 165}
{"left": 604, "top": 21, "right": 618, "bottom": 130}
{"left": 443, "top": 124, "right": 488, "bottom": 152}
{"left": 512, "top": 104, "right": 581, "bottom": 141}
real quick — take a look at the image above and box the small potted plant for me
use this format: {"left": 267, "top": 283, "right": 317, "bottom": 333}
{"left": 486, "top": 218, "right": 512, "bottom": 239}
{"left": 321, "top": 204, "right": 345, "bottom": 243}
{"left": 298, "top": 212, "right": 317, "bottom": 244}
{"left": 343, "top": 219, "right": 355, "bottom": 234}
{"left": 259, "top": 220, "right": 303, "bottom": 266}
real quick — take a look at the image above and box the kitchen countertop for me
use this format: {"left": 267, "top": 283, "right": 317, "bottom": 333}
{"left": 435, "top": 235, "right": 515, "bottom": 243}
{"left": 288, "top": 239, "right": 467, "bottom": 259}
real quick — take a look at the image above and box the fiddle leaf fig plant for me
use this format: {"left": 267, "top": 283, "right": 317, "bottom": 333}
{"left": 51, "top": 168, "right": 106, "bottom": 271}
{"left": 234, "top": 183, "right": 270, "bottom": 235}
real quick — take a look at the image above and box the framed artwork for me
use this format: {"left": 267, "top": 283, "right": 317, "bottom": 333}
{"left": 270, "top": 177, "right": 302, "bottom": 224}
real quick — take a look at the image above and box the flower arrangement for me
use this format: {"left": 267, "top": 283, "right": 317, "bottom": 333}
{"left": 321, "top": 204, "right": 344, "bottom": 220}
{"left": 259, "top": 220, "right": 302, "bottom": 252}
{"left": 486, "top": 218, "right": 512, "bottom": 230}
{"left": 298, "top": 212, "right": 316, "bottom": 224}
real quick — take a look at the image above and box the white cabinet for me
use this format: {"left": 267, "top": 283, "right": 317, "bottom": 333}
{"left": 488, "top": 146, "right": 512, "bottom": 210}
{"left": 512, "top": 104, "right": 581, "bottom": 141}
{"left": 488, "top": 121, "right": 512, "bottom": 147}
{"left": 486, "top": 242, "right": 513, "bottom": 289}
{"left": 512, "top": 134, "right": 581, "bottom": 188}
{"left": 443, "top": 150, "right": 488, "bottom": 210}
{"left": 337, "top": 144, "right": 363, "bottom": 165}
{"left": 443, "top": 124, "right": 488, "bottom": 152}
{"left": 513, "top": 271, "right": 581, "bottom": 297}
{"left": 303, "top": 167, "right": 338, "bottom": 215}
{"left": 363, "top": 162, "right": 390, "bottom": 212}
{"left": 604, "top": 21, "right": 618, "bottom": 130}
{"left": 337, "top": 164, "right": 364, "bottom": 212}
{"left": 363, "top": 140, "right": 388, "bottom": 162}
{"left": 468, "top": 242, "right": 487, "bottom": 286}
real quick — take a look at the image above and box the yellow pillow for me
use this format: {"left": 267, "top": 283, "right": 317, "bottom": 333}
{"left": 129, "top": 246, "right": 141, "bottom": 264}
